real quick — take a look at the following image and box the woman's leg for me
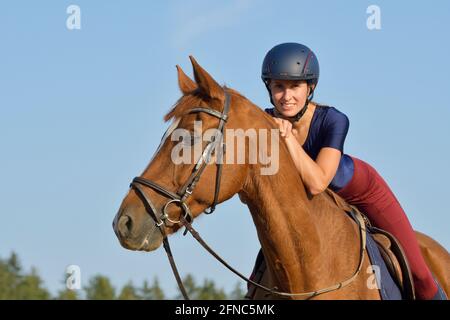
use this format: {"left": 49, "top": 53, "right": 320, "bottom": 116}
{"left": 337, "top": 157, "right": 439, "bottom": 300}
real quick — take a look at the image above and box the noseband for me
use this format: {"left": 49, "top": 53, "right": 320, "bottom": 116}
{"left": 128, "top": 88, "right": 367, "bottom": 300}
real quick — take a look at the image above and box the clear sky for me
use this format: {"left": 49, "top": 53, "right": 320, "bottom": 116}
{"left": 1, "top": 1, "right": 449, "bottom": 298}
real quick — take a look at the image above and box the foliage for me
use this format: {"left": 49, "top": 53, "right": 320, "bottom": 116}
{"left": 0, "top": 252, "right": 244, "bottom": 300}
{"left": 84, "top": 275, "right": 116, "bottom": 300}
{"left": 0, "top": 252, "right": 50, "bottom": 299}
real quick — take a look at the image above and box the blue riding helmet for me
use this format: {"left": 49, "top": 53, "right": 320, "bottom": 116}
{"left": 261, "top": 43, "right": 320, "bottom": 120}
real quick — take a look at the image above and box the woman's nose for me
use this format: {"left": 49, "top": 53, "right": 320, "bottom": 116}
{"left": 282, "top": 88, "right": 293, "bottom": 100}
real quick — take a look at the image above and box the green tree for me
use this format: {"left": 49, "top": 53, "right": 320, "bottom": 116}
{"left": 0, "top": 253, "right": 50, "bottom": 299}
{"left": 229, "top": 282, "right": 245, "bottom": 300}
{"left": 84, "top": 275, "right": 116, "bottom": 300}
{"left": 0, "top": 254, "right": 17, "bottom": 299}
{"left": 140, "top": 277, "right": 165, "bottom": 300}
{"left": 118, "top": 281, "right": 140, "bottom": 300}
{"left": 197, "top": 279, "right": 227, "bottom": 300}
{"left": 7, "top": 252, "right": 21, "bottom": 274}
{"left": 55, "top": 273, "right": 79, "bottom": 300}
{"left": 0, "top": 253, "right": 243, "bottom": 301}
{"left": 175, "top": 274, "right": 228, "bottom": 300}
{"left": 15, "top": 267, "right": 50, "bottom": 299}
{"left": 56, "top": 289, "right": 79, "bottom": 300}
{"left": 175, "top": 274, "right": 199, "bottom": 300}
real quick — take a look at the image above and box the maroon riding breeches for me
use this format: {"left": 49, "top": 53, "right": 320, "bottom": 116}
{"left": 336, "top": 156, "right": 438, "bottom": 299}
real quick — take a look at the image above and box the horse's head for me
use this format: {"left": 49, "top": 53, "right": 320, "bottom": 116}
{"left": 113, "top": 56, "right": 276, "bottom": 251}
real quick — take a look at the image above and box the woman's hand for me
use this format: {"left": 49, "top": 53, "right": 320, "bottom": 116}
{"left": 273, "top": 118, "right": 297, "bottom": 139}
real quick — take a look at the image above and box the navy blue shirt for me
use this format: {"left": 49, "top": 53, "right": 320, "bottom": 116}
{"left": 265, "top": 105, "right": 354, "bottom": 192}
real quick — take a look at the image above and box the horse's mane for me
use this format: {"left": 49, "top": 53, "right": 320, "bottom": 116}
{"left": 163, "top": 86, "right": 277, "bottom": 127}
{"left": 164, "top": 90, "right": 205, "bottom": 122}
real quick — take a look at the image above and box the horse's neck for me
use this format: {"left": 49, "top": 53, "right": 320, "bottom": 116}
{"left": 242, "top": 166, "right": 327, "bottom": 292}
{"left": 239, "top": 112, "right": 356, "bottom": 293}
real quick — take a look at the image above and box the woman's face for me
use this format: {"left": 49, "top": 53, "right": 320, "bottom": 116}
{"left": 269, "top": 79, "right": 310, "bottom": 117}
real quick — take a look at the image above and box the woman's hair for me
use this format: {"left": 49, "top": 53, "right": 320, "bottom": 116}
{"left": 267, "top": 79, "right": 316, "bottom": 96}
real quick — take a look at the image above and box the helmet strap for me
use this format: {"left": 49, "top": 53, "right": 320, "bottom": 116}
{"left": 287, "top": 88, "right": 315, "bottom": 122}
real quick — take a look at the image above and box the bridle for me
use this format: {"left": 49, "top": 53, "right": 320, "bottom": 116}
{"left": 130, "top": 90, "right": 230, "bottom": 299}
{"left": 131, "top": 91, "right": 230, "bottom": 224}
{"left": 128, "top": 88, "right": 368, "bottom": 300}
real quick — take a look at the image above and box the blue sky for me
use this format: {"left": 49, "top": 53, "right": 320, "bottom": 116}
{"left": 1, "top": 1, "right": 449, "bottom": 298}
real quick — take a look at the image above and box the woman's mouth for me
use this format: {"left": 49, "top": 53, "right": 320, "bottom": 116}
{"left": 281, "top": 103, "right": 296, "bottom": 110}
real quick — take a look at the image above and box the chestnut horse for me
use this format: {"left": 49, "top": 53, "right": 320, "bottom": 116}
{"left": 113, "top": 56, "right": 450, "bottom": 299}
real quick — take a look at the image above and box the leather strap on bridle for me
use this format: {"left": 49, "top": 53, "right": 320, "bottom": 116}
{"left": 176, "top": 92, "right": 230, "bottom": 212}
{"left": 129, "top": 91, "right": 231, "bottom": 299}
{"left": 130, "top": 182, "right": 190, "bottom": 299}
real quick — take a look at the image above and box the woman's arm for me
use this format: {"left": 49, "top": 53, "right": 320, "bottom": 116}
{"left": 284, "top": 136, "right": 341, "bottom": 195}
{"left": 273, "top": 117, "right": 341, "bottom": 195}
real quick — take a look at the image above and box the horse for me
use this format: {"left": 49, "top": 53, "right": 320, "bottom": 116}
{"left": 113, "top": 56, "right": 450, "bottom": 299}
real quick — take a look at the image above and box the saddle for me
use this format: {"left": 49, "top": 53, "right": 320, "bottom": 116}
{"left": 246, "top": 189, "right": 417, "bottom": 300}
{"left": 325, "top": 189, "right": 416, "bottom": 300}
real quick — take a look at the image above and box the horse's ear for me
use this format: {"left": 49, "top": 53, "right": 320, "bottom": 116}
{"left": 176, "top": 65, "right": 197, "bottom": 94}
{"left": 189, "top": 56, "right": 224, "bottom": 101}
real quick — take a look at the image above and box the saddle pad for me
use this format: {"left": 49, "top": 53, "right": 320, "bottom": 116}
{"left": 366, "top": 231, "right": 403, "bottom": 300}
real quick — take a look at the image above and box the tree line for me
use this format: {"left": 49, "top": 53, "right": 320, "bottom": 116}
{"left": 0, "top": 252, "right": 245, "bottom": 300}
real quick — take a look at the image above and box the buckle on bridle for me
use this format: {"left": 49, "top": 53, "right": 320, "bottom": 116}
{"left": 162, "top": 199, "right": 192, "bottom": 225}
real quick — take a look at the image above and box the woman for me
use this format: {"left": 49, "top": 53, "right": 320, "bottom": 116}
{"left": 249, "top": 42, "right": 446, "bottom": 300}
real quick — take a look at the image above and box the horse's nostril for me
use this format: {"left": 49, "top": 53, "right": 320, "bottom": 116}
{"left": 118, "top": 215, "right": 133, "bottom": 237}
{"left": 125, "top": 216, "right": 133, "bottom": 231}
